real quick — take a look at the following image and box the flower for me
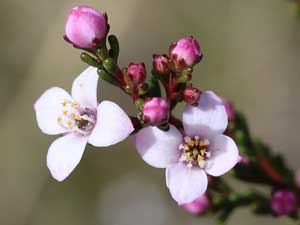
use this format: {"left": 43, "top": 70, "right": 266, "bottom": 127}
{"left": 124, "top": 63, "right": 147, "bottom": 88}
{"left": 134, "top": 91, "right": 239, "bottom": 204}
{"left": 143, "top": 97, "right": 169, "bottom": 125}
{"left": 181, "top": 194, "right": 211, "bottom": 216}
{"left": 170, "top": 36, "right": 202, "bottom": 68}
{"left": 34, "top": 67, "right": 134, "bottom": 181}
{"left": 152, "top": 54, "right": 169, "bottom": 75}
{"left": 271, "top": 189, "right": 297, "bottom": 215}
{"left": 65, "top": 6, "right": 108, "bottom": 49}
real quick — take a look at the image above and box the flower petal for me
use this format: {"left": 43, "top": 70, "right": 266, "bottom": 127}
{"left": 166, "top": 163, "right": 208, "bottom": 205}
{"left": 88, "top": 101, "right": 134, "bottom": 147}
{"left": 71, "top": 66, "right": 99, "bottom": 109}
{"left": 34, "top": 87, "right": 73, "bottom": 135}
{"left": 183, "top": 91, "right": 228, "bottom": 138}
{"left": 205, "top": 135, "right": 239, "bottom": 176}
{"left": 134, "top": 125, "right": 182, "bottom": 168}
{"left": 47, "top": 133, "right": 88, "bottom": 182}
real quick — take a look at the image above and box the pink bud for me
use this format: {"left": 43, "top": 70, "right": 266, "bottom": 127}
{"left": 152, "top": 54, "right": 169, "bottom": 75}
{"left": 65, "top": 6, "right": 108, "bottom": 49}
{"left": 181, "top": 194, "right": 211, "bottom": 216}
{"left": 125, "top": 63, "right": 147, "bottom": 87}
{"left": 143, "top": 98, "right": 169, "bottom": 124}
{"left": 170, "top": 36, "right": 202, "bottom": 68}
{"left": 183, "top": 84, "right": 201, "bottom": 105}
{"left": 221, "top": 97, "right": 235, "bottom": 121}
{"left": 271, "top": 189, "right": 297, "bottom": 215}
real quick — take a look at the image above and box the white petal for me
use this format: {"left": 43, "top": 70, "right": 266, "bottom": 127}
{"left": 205, "top": 135, "right": 239, "bottom": 177}
{"left": 134, "top": 125, "right": 182, "bottom": 168}
{"left": 34, "top": 87, "right": 73, "bottom": 135}
{"left": 166, "top": 163, "right": 208, "bottom": 205}
{"left": 183, "top": 91, "right": 228, "bottom": 138}
{"left": 88, "top": 101, "right": 134, "bottom": 147}
{"left": 47, "top": 133, "right": 88, "bottom": 182}
{"left": 71, "top": 66, "right": 99, "bottom": 109}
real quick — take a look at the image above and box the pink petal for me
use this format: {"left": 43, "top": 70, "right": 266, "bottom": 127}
{"left": 182, "top": 91, "right": 228, "bottom": 138}
{"left": 205, "top": 135, "right": 239, "bottom": 176}
{"left": 34, "top": 87, "right": 73, "bottom": 135}
{"left": 134, "top": 125, "right": 182, "bottom": 168}
{"left": 71, "top": 66, "right": 99, "bottom": 109}
{"left": 88, "top": 101, "right": 134, "bottom": 147}
{"left": 47, "top": 134, "right": 88, "bottom": 182}
{"left": 166, "top": 163, "right": 208, "bottom": 205}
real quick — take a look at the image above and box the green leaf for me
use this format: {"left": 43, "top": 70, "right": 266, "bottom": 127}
{"left": 97, "top": 69, "right": 119, "bottom": 86}
{"left": 146, "top": 76, "right": 161, "bottom": 97}
{"left": 108, "top": 35, "right": 119, "bottom": 61}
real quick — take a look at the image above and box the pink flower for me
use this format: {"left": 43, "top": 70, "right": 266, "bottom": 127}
{"left": 271, "top": 189, "right": 297, "bottom": 215}
{"left": 65, "top": 6, "right": 108, "bottom": 49}
{"left": 170, "top": 36, "right": 202, "bottom": 68}
{"left": 152, "top": 54, "right": 169, "bottom": 75}
{"left": 125, "top": 63, "right": 147, "bottom": 87}
{"left": 143, "top": 97, "right": 169, "bottom": 125}
{"left": 34, "top": 67, "right": 134, "bottom": 181}
{"left": 134, "top": 91, "right": 239, "bottom": 204}
{"left": 181, "top": 194, "right": 211, "bottom": 215}
{"left": 183, "top": 84, "right": 201, "bottom": 105}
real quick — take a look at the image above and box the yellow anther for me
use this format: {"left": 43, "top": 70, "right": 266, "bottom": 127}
{"left": 57, "top": 117, "right": 62, "bottom": 123}
{"left": 71, "top": 103, "right": 79, "bottom": 109}
{"left": 70, "top": 113, "right": 81, "bottom": 121}
{"left": 63, "top": 110, "right": 68, "bottom": 115}
{"left": 200, "top": 149, "right": 206, "bottom": 156}
{"left": 62, "top": 101, "right": 68, "bottom": 107}
{"left": 184, "top": 145, "right": 190, "bottom": 151}
{"left": 67, "top": 120, "right": 73, "bottom": 127}
{"left": 197, "top": 155, "right": 204, "bottom": 161}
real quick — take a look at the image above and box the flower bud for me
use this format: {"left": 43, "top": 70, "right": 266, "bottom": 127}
{"left": 152, "top": 54, "right": 169, "bottom": 75}
{"left": 170, "top": 36, "right": 202, "bottom": 68}
{"left": 271, "top": 189, "right": 297, "bottom": 215}
{"left": 183, "top": 84, "right": 201, "bottom": 105}
{"left": 221, "top": 97, "right": 236, "bottom": 121}
{"left": 65, "top": 6, "right": 108, "bottom": 49}
{"left": 125, "top": 63, "right": 147, "bottom": 88}
{"left": 181, "top": 194, "right": 211, "bottom": 216}
{"left": 143, "top": 97, "right": 169, "bottom": 124}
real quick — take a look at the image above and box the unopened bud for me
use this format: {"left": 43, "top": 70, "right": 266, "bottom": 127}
{"left": 124, "top": 63, "right": 147, "bottom": 88}
{"left": 181, "top": 194, "right": 211, "bottom": 216}
{"left": 152, "top": 54, "right": 169, "bottom": 75}
{"left": 271, "top": 189, "right": 297, "bottom": 216}
{"left": 65, "top": 6, "right": 108, "bottom": 49}
{"left": 183, "top": 84, "right": 201, "bottom": 105}
{"left": 170, "top": 36, "right": 202, "bottom": 68}
{"left": 143, "top": 97, "right": 169, "bottom": 125}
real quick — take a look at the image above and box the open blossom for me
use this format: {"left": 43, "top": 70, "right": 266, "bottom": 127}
{"left": 34, "top": 67, "right": 134, "bottom": 181}
{"left": 134, "top": 91, "right": 239, "bottom": 204}
{"left": 65, "top": 6, "right": 108, "bottom": 49}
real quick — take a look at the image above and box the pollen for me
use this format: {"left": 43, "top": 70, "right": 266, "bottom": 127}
{"left": 67, "top": 120, "right": 74, "bottom": 127}
{"left": 57, "top": 117, "right": 62, "bottom": 123}
{"left": 179, "top": 136, "right": 211, "bottom": 168}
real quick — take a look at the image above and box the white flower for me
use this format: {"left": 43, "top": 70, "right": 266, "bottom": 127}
{"left": 134, "top": 91, "right": 239, "bottom": 204}
{"left": 34, "top": 67, "right": 134, "bottom": 181}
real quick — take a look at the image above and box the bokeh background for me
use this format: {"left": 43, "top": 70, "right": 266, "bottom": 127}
{"left": 1, "top": 0, "right": 300, "bottom": 224}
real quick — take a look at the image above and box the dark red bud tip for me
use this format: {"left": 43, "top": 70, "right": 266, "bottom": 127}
{"left": 183, "top": 84, "right": 201, "bottom": 105}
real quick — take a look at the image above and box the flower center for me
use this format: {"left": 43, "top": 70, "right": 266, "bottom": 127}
{"left": 57, "top": 100, "right": 96, "bottom": 135}
{"left": 178, "top": 136, "right": 211, "bottom": 168}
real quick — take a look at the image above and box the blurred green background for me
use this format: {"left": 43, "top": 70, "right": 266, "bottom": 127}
{"left": 1, "top": 0, "right": 300, "bottom": 224}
